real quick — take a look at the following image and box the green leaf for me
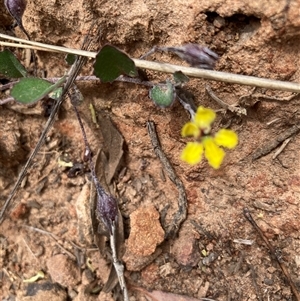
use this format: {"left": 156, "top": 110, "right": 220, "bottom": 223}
{"left": 0, "top": 49, "right": 27, "bottom": 78}
{"left": 11, "top": 76, "right": 66, "bottom": 104}
{"left": 149, "top": 81, "right": 176, "bottom": 108}
{"left": 173, "top": 71, "right": 189, "bottom": 84}
{"left": 93, "top": 45, "right": 138, "bottom": 83}
{"left": 65, "top": 53, "right": 77, "bottom": 65}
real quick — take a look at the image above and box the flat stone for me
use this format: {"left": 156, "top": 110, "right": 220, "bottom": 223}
{"left": 46, "top": 254, "right": 81, "bottom": 288}
{"left": 123, "top": 206, "right": 165, "bottom": 271}
{"left": 172, "top": 230, "right": 200, "bottom": 267}
{"left": 126, "top": 205, "right": 165, "bottom": 256}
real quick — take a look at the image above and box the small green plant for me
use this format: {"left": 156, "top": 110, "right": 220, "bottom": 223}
{"left": 0, "top": 41, "right": 238, "bottom": 169}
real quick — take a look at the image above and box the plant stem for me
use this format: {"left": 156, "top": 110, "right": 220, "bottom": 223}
{"left": 1, "top": 33, "right": 300, "bottom": 93}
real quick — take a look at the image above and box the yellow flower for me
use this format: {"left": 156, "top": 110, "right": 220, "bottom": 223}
{"left": 194, "top": 106, "right": 216, "bottom": 129}
{"left": 181, "top": 138, "right": 226, "bottom": 169}
{"left": 181, "top": 106, "right": 216, "bottom": 137}
{"left": 181, "top": 122, "right": 200, "bottom": 138}
{"left": 214, "top": 129, "right": 238, "bottom": 149}
{"left": 203, "top": 137, "right": 225, "bottom": 169}
{"left": 180, "top": 142, "right": 203, "bottom": 165}
{"left": 180, "top": 106, "right": 239, "bottom": 169}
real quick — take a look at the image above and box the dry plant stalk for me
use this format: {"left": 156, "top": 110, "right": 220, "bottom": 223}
{"left": 0, "top": 33, "right": 300, "bottom": 93}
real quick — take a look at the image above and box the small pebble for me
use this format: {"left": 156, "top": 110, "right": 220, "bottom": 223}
{"left": 172, "top": 230, "right": 200, "bottom": 267}
{"left": 126, "top": 205, "right": 165, "bottom": 256}
{"left": 46, "top": 254, "right": 80, "bottom": 288}
{"left": 264, "top": 278, "right": 274, "bottom": 286}
{"left": 202, "top": 252, "right": 218, "bottom": 266}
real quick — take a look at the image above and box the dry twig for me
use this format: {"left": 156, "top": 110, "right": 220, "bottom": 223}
{"left": 252, "top": 124, "right": 300, "bottom": 161}
{"left": 205, "top": 84, "right": 247, "bottom": 115}
{"left": 147, "top": 121, "right": 187, "bottom": 238}
{"left": 1, "top": 33, "right": 300, "bottom": 93}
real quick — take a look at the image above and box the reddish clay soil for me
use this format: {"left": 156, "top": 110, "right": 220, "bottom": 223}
{"left": 0, "top": 1, "right": 300, "bottom": 300}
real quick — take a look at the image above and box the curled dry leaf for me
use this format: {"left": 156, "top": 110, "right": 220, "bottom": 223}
{"left": 167, "top": 44, "right": 219, "bottom": 70}
{"left": 4, "top": 0, "right": 26, "bottom": 27}
{"left": 96, "top": 191, "right": 118, "bottom": 235}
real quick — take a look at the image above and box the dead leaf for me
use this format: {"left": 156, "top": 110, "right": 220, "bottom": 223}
{"left": 98, "top": 113, "right": 124, "bottom": 185}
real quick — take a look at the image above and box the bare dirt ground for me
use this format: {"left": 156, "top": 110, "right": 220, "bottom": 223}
{"left": 1, "top": 0, "right": 300, "bottom": 300}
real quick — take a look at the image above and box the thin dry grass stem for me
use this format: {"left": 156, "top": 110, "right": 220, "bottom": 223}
{"left": 22, "top": 237, "right": 37, "bottom": 259}
{"left": 23, "top": 225, "right": 76, "bottom": 260}
{"left": 0, "top": 41, "right": 52, "bottom": 52}
{"left": 1, "top": 33, "right": 300, "bottom": 93}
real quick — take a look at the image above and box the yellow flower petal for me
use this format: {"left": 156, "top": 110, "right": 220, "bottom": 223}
{"left": 194, "top": 106, "right": 216, "bottom": 129}
{"left": 181, "top": 122, "right": 200, "bottom": 138}
{"left": 214, "top": 129, "right": 238, "bottom": 149}
{"left": 203, "top": 137, "right": 225, "bottom": 169}
{"left": 180, "top": 142, "right": 204, "bottom": 165}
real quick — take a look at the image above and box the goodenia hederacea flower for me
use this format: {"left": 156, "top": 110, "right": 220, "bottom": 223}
{"left": 181, "top": 106, "right": 216, "bottom": 137}
{"left": 180, "top": 142, "right": 204, "bottom": 165}
{"left": 202, "top": 137, "right": 225, "bottom": 169}
{"left": 180, "top": 106, "right": 238, "bottom": 169}
{"left": 181, "top": 122, "right": 200, "bottom": 138}
{"left": 214, "top": 129, "right": 238, "bottom": 149}
{"left": 193, "top": 106, "right": 216, "bottom": 131}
